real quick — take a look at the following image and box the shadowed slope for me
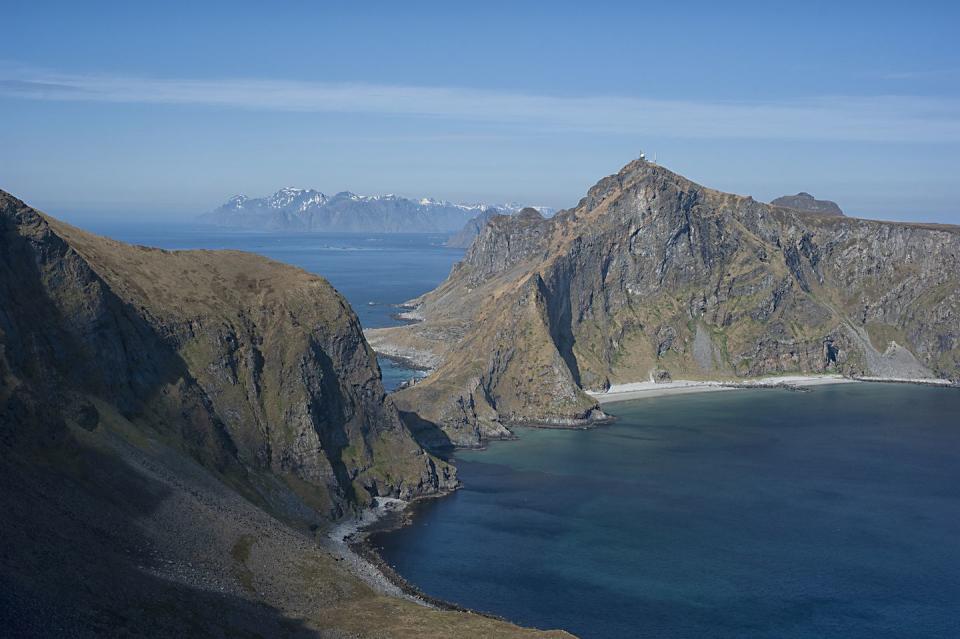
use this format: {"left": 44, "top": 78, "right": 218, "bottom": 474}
{"left": 0, "top": 190, "right": 570, "bottom": 637}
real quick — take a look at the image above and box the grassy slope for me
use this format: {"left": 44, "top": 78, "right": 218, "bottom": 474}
{"left": 1, "top": 403, "right": 571, "bottom": 638}
{"left": 1, "top": 194, "right": 568, "bottom": 636}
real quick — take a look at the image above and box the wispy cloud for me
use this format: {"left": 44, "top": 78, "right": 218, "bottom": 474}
{"left": 881, "top": 68, "right": 960, "bottom": 81}
{"left": 2, "top": 66, "right": 959, "bottom": 143}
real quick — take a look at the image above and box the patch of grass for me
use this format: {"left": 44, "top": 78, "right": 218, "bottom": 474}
{"left": 231, "top": 534, "right": 257, "bottom": 593}
{"left": 865, "top": 322, "right": 908, "bottom": 352}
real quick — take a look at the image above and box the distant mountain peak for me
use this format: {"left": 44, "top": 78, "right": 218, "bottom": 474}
{"left": 771, "top": 192, "right": 845, "bottom": 217}
{"left": 202, "top": 187, "right": 554, "bottom": 234}
{"left": 262, "top": 186, "right": 326, "bottom": 211}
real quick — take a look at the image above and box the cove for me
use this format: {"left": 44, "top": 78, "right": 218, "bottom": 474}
{"left": 371, "top": 383, "right": 960, "bottom": 638}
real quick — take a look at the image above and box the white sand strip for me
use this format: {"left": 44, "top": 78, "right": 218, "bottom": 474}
{"left": 853, "top": 376, "right": 955, "bottom": 386}
{"left": 587, "top": 375, "right": 856, "bottom": 404}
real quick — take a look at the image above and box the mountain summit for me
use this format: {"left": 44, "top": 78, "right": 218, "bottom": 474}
{"left": 367, "top": 159, "right": 960, "bottom": 448}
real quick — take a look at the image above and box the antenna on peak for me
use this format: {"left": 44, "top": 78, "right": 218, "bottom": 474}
{"left": 639, "top": 150, "right": 646, "bottom": 161}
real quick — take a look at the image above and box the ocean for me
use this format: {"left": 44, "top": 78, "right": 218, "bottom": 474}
{"left": 78, "top": 220, "right": 463, "bottom": 390}
{"left": 73, "top": 219, "right": 960, "bottom": 637}
{"left": 371, "top": 383, "right": 960, "bottom": 639}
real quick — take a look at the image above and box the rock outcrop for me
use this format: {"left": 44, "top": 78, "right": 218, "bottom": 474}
{"left": 0, "top": 189, "right": 458, "bottom": 518}
{"left": 369, "top": 160, "right": 960, "bottom": 448}
{"left": 445, "top": 207, "right": 501, "bottom": 248}
{"left": 0, "top": 190, "right": 575, "bottom": 637}
{"left": 771, "top": 192, "right": 845, "bottom": 217}
{"left": 445, "top": 206, "right": 557, "bottom": 249}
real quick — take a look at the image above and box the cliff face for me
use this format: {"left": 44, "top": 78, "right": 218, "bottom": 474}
{"left": 0, "top": 190, "right": 455, "bottom": 520}
{"left": 444, "top": 208, "right": 500, "bottom": 248}
{"left": 0, "top": 190, "right": 578, "bottom": 638}
{"left": 368, "top": 160, "right": 960, "bottom": 447}
{"left": 443, "top": 206, "right": 557, "bottom": 249}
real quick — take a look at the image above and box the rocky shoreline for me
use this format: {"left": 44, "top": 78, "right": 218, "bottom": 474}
{"left": 850, "top": 376, "right": 958, "bottom": 387}
{"left": 377, "top": 350, "right": 435, "bottom": 373}
{"left": 504, "top": 409, "right": 615, "bottom": 431}
{"left": 365, "top": 334, "right": 442, "bottom": 373}
{"left": 388, "top": 312, "right": 425, "bottom": 325}
{"left": 325, "top": 372, "right": 958, "bottom": 632}
{"left": 324, "top": 495, "right": 510, "bottom": 621}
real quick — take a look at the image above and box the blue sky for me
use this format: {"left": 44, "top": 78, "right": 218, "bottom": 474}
{"left": 2, "top": 0, "right": 959, "bottom": 223}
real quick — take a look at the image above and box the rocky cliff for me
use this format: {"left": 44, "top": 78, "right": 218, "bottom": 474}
{"left": 368, "top": 160, "right": 960, "bottom": 448}
{"left": 0, "top": 190, "right": 574, "bottom": 637}
{"left": 0, "top": 189, "right": 455, "bottom": 519}
{"left": 444, "top": 207, "right": 501, "bottom": 248}
{"left": 445, "top": 206, "right": 558, "bottom": 248}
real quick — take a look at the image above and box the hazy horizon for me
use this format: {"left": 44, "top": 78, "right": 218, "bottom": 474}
{"left": 4, "top": 1, "right": 960, "bottom": 225}
{"left": 28, "top": 167, "right": 960, "bottom": 230}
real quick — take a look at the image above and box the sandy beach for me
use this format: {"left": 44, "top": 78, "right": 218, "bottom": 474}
{"left": 587, "top": 374, "right": 858, "bottom": 404}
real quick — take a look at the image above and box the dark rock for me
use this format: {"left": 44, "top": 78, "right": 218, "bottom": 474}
{"left": 771, "top": 192, "right": 845, "bottom": 217}
{"left": 653, "top": 369, "right": 672, "bottom": 383}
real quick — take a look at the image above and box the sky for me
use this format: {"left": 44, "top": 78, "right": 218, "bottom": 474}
{"left": 2, "top": 0, "right": 959, "bottom": 223}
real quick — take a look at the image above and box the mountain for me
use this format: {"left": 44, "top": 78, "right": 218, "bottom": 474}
{"left": 367, "top": 159, "right": 960, "bottom": 448}
{"left": 202, "top": 187, "right": 549, "bottom": 234}
{"left": 446, "top": 206, "right": 556, "bottom": 248}
{"left": 445, "top": 208, "right": 503, "bottom": 248}
{"left": 771, "top": 192, "right": 845, "bottom": 217}
{"left": 0, "top": 190, "right": 562, "bottom": 637}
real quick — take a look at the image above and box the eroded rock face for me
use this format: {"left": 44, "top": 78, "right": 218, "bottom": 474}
{"left": 461, "top": 207, "right": 552, "bottom": 284}
{"left": 445, "top": 207, "right": 500, "bottom": 248}
{"left": 371, "top": 160, "right": 960, "bottom": 447}
{"left": 0, "top": 190, "right": 455, "bottom": 521}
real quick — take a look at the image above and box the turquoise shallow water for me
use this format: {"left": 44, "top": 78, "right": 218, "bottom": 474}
{"left": 371, "top": 383, "right": 960, "bottom": 638}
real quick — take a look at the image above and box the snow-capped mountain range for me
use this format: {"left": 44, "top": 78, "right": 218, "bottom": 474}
{"left": 200, "top": 187, "right": 555, "bottom": 234}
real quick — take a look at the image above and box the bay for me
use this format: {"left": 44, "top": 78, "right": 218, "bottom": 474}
{"left": 371, "top": 383, "right": 960, "bottom": 638}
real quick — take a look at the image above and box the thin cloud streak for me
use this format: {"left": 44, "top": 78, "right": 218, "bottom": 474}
{"left": 881, "top": 68, "right": 960, "bottom": 80}
{"left": 2, "top": 67, "right": 960, "bottom": 143}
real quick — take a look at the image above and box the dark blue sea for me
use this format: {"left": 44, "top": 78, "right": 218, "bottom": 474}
{"left": 77, "top": 219, "right": 960, "bottom": 637}
{"left": 371, "top": 383, "right": 960, "bottom": 639}
{"left": 79, "top": 220, "right": 463, "bottom": 390}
